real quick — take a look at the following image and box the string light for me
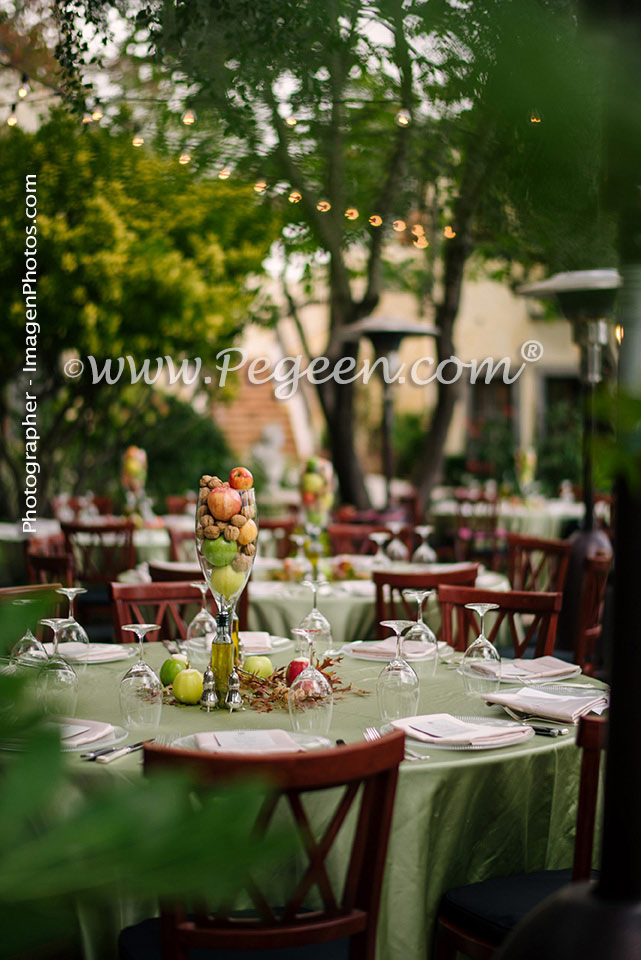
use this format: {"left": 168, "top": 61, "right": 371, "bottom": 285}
{"left": 181, "top": 109, "right": 196, "bottom": 125}
{"left": 17, "top": 74, "right": 30, "bottom": 98}
{"left": 369, "top": 214, "right": 382, "bottom": 227}
{"left": 529, "top": 110, "right": 542, "bottom": 124}
{"left": 395, "top": 108, "right": 411, "bottom": 127}
{"left": 393, "top": 220, "right": 406, "bottom": 232}
{"left": 443, "top": 225, "right": 456, "bottom": 239}
{"left": 254, "top": 180, "right": 267, "bottom": 194}
{"left": 218, "top": 168, "right": 231, "bottom": 180}
{"left": 132, "top": 134, "right": 144, "bottom": 147}
{"left": 82, "top": 113, "right": 93, "bottom": 124}
{"left": 288, "top": 190, "right": 302, "bottom": 203}
{"left": 317, "top": 200, "right": 331, "bottom": 212}
{"left": 91, "top": 108, "right": 103, "bottom": 121}
{"left": 285, "top": 115, "right": 297, "bottom": 127}
{"left": 7, "top": 105, "right": 17, "bottom": 127}
{"left": 179, "top": 152, "right": 191, "bottom": 164}
{"left": 345, "top": 207, "right": 359, "bottom": 220}
{"left": 411, "top": 224, "right": 425, "bottom": 237}
{"left": 615, "top": 324, "right": 624, "bottom": 345}
{"left": 413, "top": 236, "right": 429, "bottom": 249}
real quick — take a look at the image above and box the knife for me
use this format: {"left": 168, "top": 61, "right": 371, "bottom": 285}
{"left": 80, "top": 739, "right": 151, "bottom": 761}
{"left": 530, "top": 725, "right": 570, "bottom": 737}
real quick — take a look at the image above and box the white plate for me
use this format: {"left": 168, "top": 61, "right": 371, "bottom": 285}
{"left": 340, "top": 640, "right": 437, "bottom": 662}
{"left": 381, "top": 716, "right": 535, "bottom": 752}
{"left": 45, "top": 643, "right": 137, "bottom": 664}
{"left": 240, "top": 636, "right": 295, "bottom": 655}
{"left": 0, "top": 724, "right": 129, "bottom": 753}
{"left": 171, "top": 731, "right": 331, "bottom": 753}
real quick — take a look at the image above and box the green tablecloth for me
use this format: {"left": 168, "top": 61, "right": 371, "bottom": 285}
{"left": 67, "top": 644, "right": 590, "bottom": 960}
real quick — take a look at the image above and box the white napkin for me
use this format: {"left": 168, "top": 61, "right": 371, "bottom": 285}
{"left": 391, "top": 713, "right": 531, "bottom": 747}
{"left": 238, "top": 631, "right": 272, "bottom": 654}
{"left": 194, "top": 729, "right": 304, "bottom": 753}
{"left": 343, "top": 636, "right": 439, "bottom": 661}
{"left": 54, "top": 717, "right": 115, "bottom": 747}
{"left": 485, "top": 687, "right": 609, "bottom": 723}
{"left": 44, "top": 642, "right": 132, "bottom": 663}
{"left": 472, "top": 656, "right": 582, "bottom": 682}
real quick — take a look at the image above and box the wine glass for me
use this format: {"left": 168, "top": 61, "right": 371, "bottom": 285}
{"left": 119, "top": 623, "right": 163, "bottom": 730}
{"left": 185, "top": 581, "right": 217, "bottom": 670}
{"left": 386, "top": 523, "right": 409, "bottom": 562}
{"left": 412, "top": 525, "right": 437, "bottom": 564}
{"left": 369, "top": 531, "right": 391, "bottom": 568}
{"left": 304, "top": 523, "right": 324, "bottom": 578}
{"left": 11, "top": 627, "right": 47, "bottom": 666}
{"left": 376, "top": 619, "right": 420, "bottom": 722}
{"left": 56, "top": 587, "right": 90, "bottom": 648}
{"left": 288, "top": 627, "right": 333, "bottom": 736}
{"left": 37, "top": 618, "right": 78, "bottom": 717}
{"left": 459, "top": 602, "right": 501, "bottom": 696}
{"left": 297, "top": 580, "right": 334, "bottom": 658}
{"left": 402, "top": 589, "right": 438, "bottom": 676}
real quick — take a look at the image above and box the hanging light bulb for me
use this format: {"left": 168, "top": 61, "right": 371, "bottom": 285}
{"left": 317, "top": 200, "right": 331, "bottom": 212}
{"left": 285, "top": 115, "right": 297, "bottom": 127}
{"left": 345, "top": 207, "right": 359, "bottom": 220}
{"left": 413, "top": 236, "right": 429, "bottom": 249}
{"left": 218, "top": 168, "right": 231, "bottom": 180}
{"left": 288, "top": 190, "right": 302, "bottom": 203}
{"left": 615, "top": 324, "right": 624, "bottom": 345}
{"left": 443, "top": 225, "right": 456, "bottom": 239}
{"left": 395, "top": 108, "right": 411, "bottom": 127}
{"left": 17, "top": 74, "right": 30, "bottom": 98}
{"left": 369, "top": 214, "right": 383, "bottom": 227}
{"left": 411, "top": 224, "right": 425, "bottom": 237}
{"left": 254, "top": 180, "right": 267, "bottom": 194}
{"left": 393, "top": 219, "right": 406, "bottom": 232}
{"left": 179, "top": 151, "right": 191, "bottom": 164}
{"left": 529, "top": 110, "right": 542, "bottom": 124}
{"left": 181, "top": 108, "right": 196, "bottom": 125}
{"left": 132, "top": 134, "right": 144, "bottom": 147}
{"left": 82, "top": 113, "right": 93, "bottom": 124}
{"left": 7, "top": 105, "right": 17, "bottom": 127}
{"left": 91, "top": 108, "right": 103, "bottom": 122}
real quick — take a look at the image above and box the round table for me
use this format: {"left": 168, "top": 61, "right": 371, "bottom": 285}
{"left": 431, "top": 498, "right": 586, "bottom": 539}
{"left": 66, "top": 644, "right": 591, "bottom": 960}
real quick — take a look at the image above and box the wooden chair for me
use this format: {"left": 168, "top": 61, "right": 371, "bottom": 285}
{"left": 61, "top": 519, "right": 135, "bottom": 585}
{"left": 26, "top": 551, "right": 74, "bottom": 587}
{"left": 328, "top": 523, "right": 411, "bottom": 557}
{"left": 167, "top": 527, "right": 198, "bottom": 563}
{"left": 438, "top": 585, "right": 563, "bottom": 658}
{"left": 118, "top": 730, "right": 405, "bottom": 960}
{"left": 373, "top": 566, "right": 479, "bottom": 640}
{"left": 111, "top": 580, "right": 249, "bottom": 640}
{"left": 454, "top": 490, "right": 506, "bottom": 570}
{"left": 434, "top": 716, "right": 607, "bottom": 959}
{"left": 147, "top": 563, "right": 249, "bottom": 629}
{"left": 165, "top": 495, "right": 196, "bottom": 515}
{"left": 506, "top": 533, "right": 572, "bottom": 593}
{"left": 52, "top": 494, "right": 113, "bottom": 517}
{"left": 574, "top": 552, "right": 613, "bottom": 676}
{"left": 259, "top": 517, "right": 296, "bottom": 559}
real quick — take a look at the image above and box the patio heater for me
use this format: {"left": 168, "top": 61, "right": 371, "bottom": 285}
{"left": 340, "top": 316, "right": 439, "bottom": 509}
{"left": 518, "top": 269, "right": 621, "bottom": 651}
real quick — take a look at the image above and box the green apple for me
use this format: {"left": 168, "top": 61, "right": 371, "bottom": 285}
{"left": 202, "top": 536, "right": 238, "bottom": 567}
{"left": 243, "top": 655, "right": 273, "bottom": 679}
{"left": 209, "top": 563, "right": 247, "bottom": 598}
{"left": 302, "top": 472, "right": 325, "bottom": 494}
{"left": 172, "top": 668, "right": 204, "bottom": 704}
{"left": 159, "top": 654, "right": 189, "bottom": 687}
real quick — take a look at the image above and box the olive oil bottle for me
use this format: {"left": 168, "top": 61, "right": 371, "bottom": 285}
{"left": 211, "top": 611, "right": 233, "bottom": 704}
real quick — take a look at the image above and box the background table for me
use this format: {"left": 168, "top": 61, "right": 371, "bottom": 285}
{"left": 431, "top": 497, "right": 586, "bottom": 539}
{"left": 66, "top": 644, "right": 590, "bottom": 960}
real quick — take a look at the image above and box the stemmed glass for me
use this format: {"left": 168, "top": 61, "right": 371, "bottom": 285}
{"left": 459, "top": 602, "right": 501, "bottom": 696}
{"left": 386, "top": 523, "right": 409, "bottom": 562}
{"left": 376, "top": 619, "right": 420, "bottom": 722}
{"left": 10, "top": 600, "right": 47, "bottom": 665}
{"left": 304, "top": 524, "right": 324, "bottom": 578}
{"left": 412, "top": 525, "right": 437, "bottom": 564}
{"left": 56, "top": 587, "right": 90, "bottom": 648}
{"left": 402, "top": 589, "right": 438, "bottom": 676}
{"left": 369, "top": 532, "right": 391, "bottom": 568}
{"left": 119, "top": 624, "right": 163, "bottom": 729}
{"left": 297, "top": 580, "right": 334, "bottom": 658}
{"left": 288, "top": 627, "right": 333, "bottom": 736}
{"left": 37, "top": 618, "right": 78, "bottom": 717}
{"left": 185, "top": 582, "right": 216, "bottom": 670}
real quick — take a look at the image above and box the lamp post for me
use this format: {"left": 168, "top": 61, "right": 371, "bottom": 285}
{"left": 518, "top": 270, "right": 620, "bottom": 652}
{"left": 340, "top": 316, "right": 439, "bottom": 509}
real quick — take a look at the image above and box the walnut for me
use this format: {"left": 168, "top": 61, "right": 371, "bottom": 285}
{"left": 200, "top": 475, "right": 212, "bottom": 487}
{"left": 232, "top": 554, "right": 252, "bottom": 573}
{"left": 230, "top": 514, "right": 247, "bottom": 527}
{"left": 197, "top": 505, "right": 208, "bottom": 518}
{"left": 199, "top": 488, "right": 209, "bottom": 504}
{"left": 241, "top": 503, "right": 256, "bottom": 519}
{"left": 196, "top": 527, "right": 205, "bottom": 540}
{"left": 207, "top": 476, "right": 224, "bottom": 489}
{"left": 204, "top": 525, "right": 221, "bottom": 539}
{"left": 201, "top": 514, "right": 215, "bottom": 527}
{"left": 243, "top": 542, "right": 257, "bottom": 556}
{"left": 224, "top": 525, "right": 240, "bottom": 542}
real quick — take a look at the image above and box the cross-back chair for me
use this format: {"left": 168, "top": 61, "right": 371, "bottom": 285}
{"left": 434, "top": 715, "right": 607, "bottom": 959}
{"left": 26, "top": 550, "right": 74, "bottom": 587}
{"left": 259, "top": 517, "right": 296, "bottom": 559}
{"left": 373, "top": 566, "right": 479, "bottom": 640}
{"left": 111, "top": 580, "right": 249, "bottom": 640}
{"left": 61, "top": 519, "right": 135, "bottom": 585}
{"left": 438, "top": 585, "right": 563, "bottom": 658}
{"left": 328, "top": 523, "right": 411, "bottom": 557}
{"left": 574, "top": 551, "right": 613, "bottom": 676}
{"left": 506, "top": 533, "right": 572, "bottom": 593}
{"left": 118, "top": 730, "right": 405, "bottom": 960}
{"left": 145, "top": 565, "right": 249, "bottom": 631}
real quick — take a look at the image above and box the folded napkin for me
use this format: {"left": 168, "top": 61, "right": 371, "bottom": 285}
{"left": 44, "top": 642, "right": 132, "bottom": 663}
{"left": 239, "top": 631, "right": 272, "bottom": 654}
{"left": 391, "top": 713, "right": 531, "bottom": 747}
{"left": 344, "top": 636, "right": 440, "bottom": 661}
{"left": 194, "top": 729, "right": 304, "bottom": 753}
{"left": 54, "top": 718, "right": 115, "bottom": 748}
{"left": 485, "top": 687, "right": 609, "bottom": 723}
{"left": 472, "top": 656, "right": 582, "bottom": 682}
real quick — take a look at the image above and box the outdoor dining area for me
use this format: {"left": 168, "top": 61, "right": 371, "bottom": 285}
{"left": 3, "top": 2, "right": 641, "bottom": 960}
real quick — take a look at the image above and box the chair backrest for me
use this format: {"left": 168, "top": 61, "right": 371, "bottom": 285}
{"left": 165, "top": 495, "right": 195, "bottom": 515}
{"left": 259, "top": 518, "right": 296, "bottom": 559}
{"left": 0, "top": 583, "right": 63, "bottom": 642}
{"left": 453, "top": 489, "right": 504, "bottom": 568}
{"left": 26, "top": 551, "right": 74, "bottom": 587}
{"left": 438, "top": 584, "right": 563, "bottom": 657}
{"left": 142, "top": 730, "right": 405, "bottom": 959}
{"left": 574, "top": 552, "right": 613, "bottom": 676}
{"left": 573, "top": 715, "right": 608, "bottom": 880}
{"left": 328, "top": 523, "right": 412, "bottom": 556}
{"left": 506, "top": 533, "right": 572, "bottom": 593}
{"left": 61, "top": 519, "right": 135, "bottom": 584}
{"left": 145, "top": 564, "right": 249, "bottom": 631}
{"left": 167, "top": 527, "right": 198, "bottom": 563}
{"left": 111, "top": 581, "right": 209, "bottom": 644}
{"left": 373, "top": 566, "right": 479, "bottom": 639}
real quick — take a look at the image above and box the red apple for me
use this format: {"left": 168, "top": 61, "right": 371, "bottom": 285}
{"left": 207, "top": 483, "right": 242, "bottom": 521}
{"left": 286, "top": 657, "right": 309, "bottom": 686}
{"left": 229, "top": 466, "right": 254, "bottom": 490}
{"left": 301, "top": 490, "right": 316, "bottom": 506}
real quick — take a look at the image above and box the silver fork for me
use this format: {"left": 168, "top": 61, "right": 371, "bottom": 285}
{"left": 503, "top": 706, "right": 572, "bottom": 728}
{"left": 364, "top": 725, "right": 428, "bottom": 760}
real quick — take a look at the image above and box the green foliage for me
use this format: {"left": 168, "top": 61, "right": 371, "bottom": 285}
{"left": 536, "top": 401, "right": 582, "bottom": 494}
{"left": 393, "top": 411, "right": 428, "bottom": 481}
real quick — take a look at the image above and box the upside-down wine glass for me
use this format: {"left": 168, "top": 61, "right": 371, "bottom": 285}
{"left": 459, "top": 602, "right": 501, "bottom": 696}
{"left": 288, "top": 627, "right": 333, "bottom": 736}
{"left": 402, "top": 589, "right": 438, "bottom": 677}
{"left": 10, "top": 600, "right": 47, "bottom": 665}
{"left": 119, "top": 623, "right": 163, "bottom": 729}
{"left": 369, "top": 531, "right": 391, "bottom": 568}
{"left": 412, "top": 525, "right": 437, "bottom": 564}
{"left": 56, "top": 587, "right": 90, "bottom": 649}
{"left": 386, "top": 523, "right": 409, "bottom": 562}
{"left": 297, "top": 579, "right": 334, "bottom": 658}
{"left": 185, "top": 581, "right": 217, "bottom": 670}
{"left": 376, "top": 619, "right": 420, "bottom": 722}
{"left": 37, "top": 618, "right": 78, "bottom": 717}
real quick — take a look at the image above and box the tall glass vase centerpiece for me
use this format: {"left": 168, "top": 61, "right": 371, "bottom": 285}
{"left": 195, "top": 468, "right": 258, "bottom": 697}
